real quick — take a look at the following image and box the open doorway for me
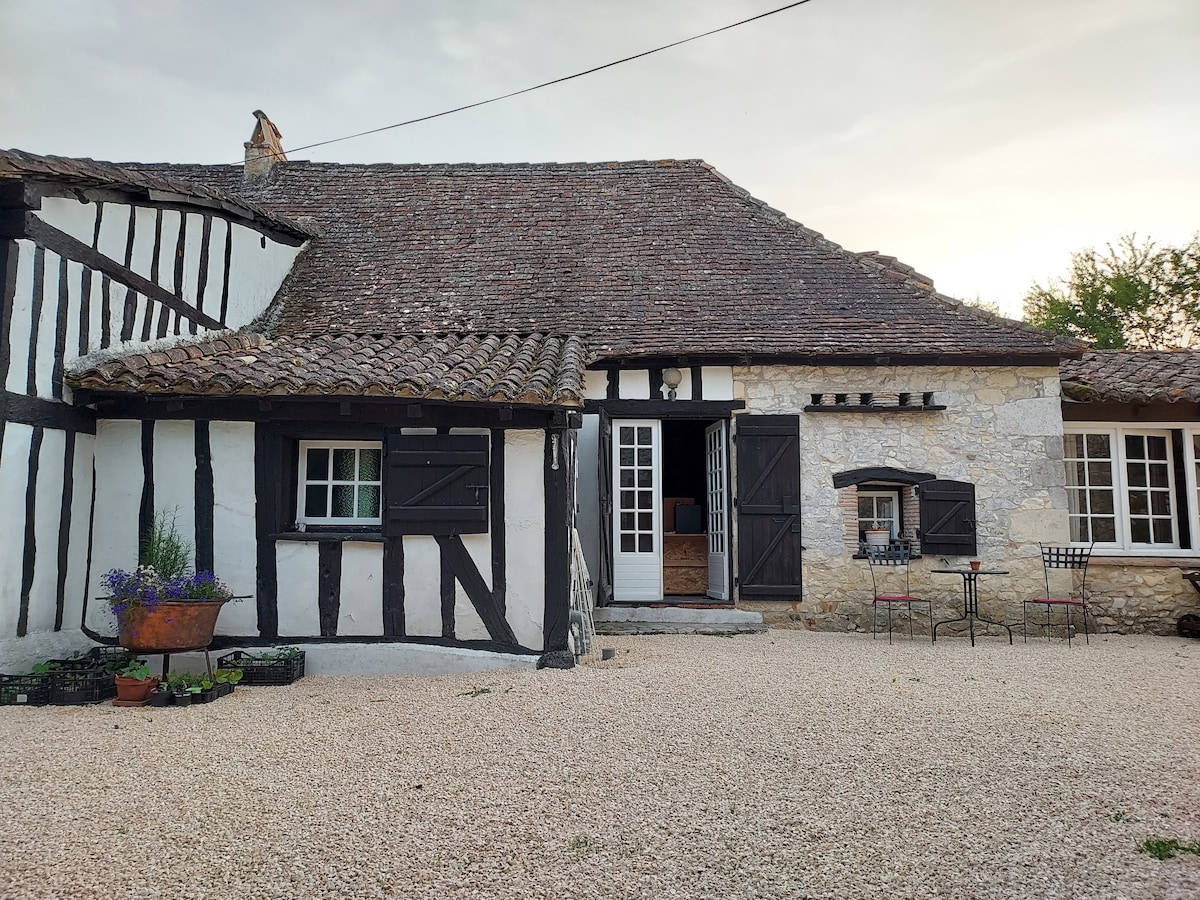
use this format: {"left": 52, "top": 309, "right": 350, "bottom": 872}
{"left": 609, "top": 416, "right": 730, "bottom": 604}
{"left": 661, "top": 419, "right": 730, "bottom": 601}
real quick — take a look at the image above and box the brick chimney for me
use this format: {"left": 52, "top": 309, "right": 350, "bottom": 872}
{"left": 244, "top": 110, "right": 286, "bottom": 182}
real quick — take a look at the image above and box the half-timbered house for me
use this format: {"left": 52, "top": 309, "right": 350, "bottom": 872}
{"left": 6, "top": 113, "right": 1189, "bottom": 674}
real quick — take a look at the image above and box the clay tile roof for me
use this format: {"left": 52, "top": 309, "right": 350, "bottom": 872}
{"left": 1060, "top": 351, "right": 1200, "bottom": 404}
{"left": 67, "top": 332, "right": 586, "bottom": 407}
{"left": 124, "top": 158, "right": 1080, "bottom": 362}
{"left": 0, "top": 149, "right": 315, "bottom": 238}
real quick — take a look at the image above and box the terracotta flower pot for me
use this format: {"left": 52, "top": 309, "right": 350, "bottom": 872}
{"left": 118, "top": 600, "right": 228, "bottom": 653}
{"left": 114, "top": 675, "right": 159, "bottom": 703}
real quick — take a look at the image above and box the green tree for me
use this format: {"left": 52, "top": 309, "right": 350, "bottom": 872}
{"left": 1023, "top": 235, "right": 1200, "bottom": 349}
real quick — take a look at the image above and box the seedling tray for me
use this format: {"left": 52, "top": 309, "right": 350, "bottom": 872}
{"left": 47, "top": 665, "right": 117, "bottom": 705}
{"left": 0, "top": 674, "right": 50, "bottom": 706}
{"left": 217, "top": 651, "right": 305, "bottom": 686}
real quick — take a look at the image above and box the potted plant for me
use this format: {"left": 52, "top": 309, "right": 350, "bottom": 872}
{"left": 166, "top": 672, "right": 192, "bottom": 706}
{"left": 864, "top": 520, "right": 891, "bottom": 548}
{"left": 213, "top": 668, "right": 243, "bottom": 698}
{"left": 104, "top": 510, "right": 237, "bottom": 653}
{"left": 113, "top": 660, "right": 158, "bottom": 705}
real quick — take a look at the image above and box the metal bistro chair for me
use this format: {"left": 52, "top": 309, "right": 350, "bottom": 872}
{"left": 1024, "top": 543, "right": 1094, "bottom": 645}
{"left": 866, "top": 543, "right": 933, "bottom": 644}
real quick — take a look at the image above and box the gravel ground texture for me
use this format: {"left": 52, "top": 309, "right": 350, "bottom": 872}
{"left": 2, "top": 630, "right": 1199, "bottom": 900}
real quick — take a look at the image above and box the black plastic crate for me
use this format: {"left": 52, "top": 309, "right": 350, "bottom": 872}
{"left": 217, "top": 650, "right": 305, "bottom": 686}
{"left": 47, "top": 666, "right": 117, "bottom": 705}
{"left": 0, "top": 674, "right": 50, "bottom": 706}
{"left": 86, "top": 646, "right": 140, "bottom": 671}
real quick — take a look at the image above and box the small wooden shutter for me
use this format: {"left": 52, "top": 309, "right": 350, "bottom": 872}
{"left": 918, "top": 479, "right": 976, "bottom": 555}
{"left": 736, "top": 415, "right": 804, "bottom": 599}
{"left": 384, "top": 433, "right": 489, "bottom": 536}
{"left": 596, "top": 411, "right": 614, "bottom": 605}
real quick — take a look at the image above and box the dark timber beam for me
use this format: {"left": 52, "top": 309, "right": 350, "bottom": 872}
{"left": 24, "top": 214, "right": 225, "bottom": 331}
{"left": 1, "top": 391, "right": 97, "bottom": 434}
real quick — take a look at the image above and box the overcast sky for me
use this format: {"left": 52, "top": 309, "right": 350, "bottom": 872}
{"left": 3, "top": 0, "right": 1197, "bottom": 317}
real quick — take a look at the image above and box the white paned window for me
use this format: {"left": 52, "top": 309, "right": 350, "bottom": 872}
{"left": 298, "top": 441, "right": 383, "bottom": 525}
{"left": 616, "top": 424, "right": 657, "bottom": 553}
{"left": 857, "top": 490, "right": 900, "bottom": 541}
{"left": 1063, "top": 426, "right": 1200, "bottom": 552}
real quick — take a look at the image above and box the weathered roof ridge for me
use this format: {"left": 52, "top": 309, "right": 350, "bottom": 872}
{"left": 0, "top": 149, "right": 317, "bottom": 238}
{"left": 1061, "top": 350, "right": 1200, "bottom": 404}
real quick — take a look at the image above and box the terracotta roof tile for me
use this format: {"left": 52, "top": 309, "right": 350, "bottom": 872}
{"left": 128, "top": 159, "right": 1079, "bottom": 362}
{"left": 68, "top": 332, "right": 585, "bottom": 407}
{"left": 1060, "top": 351, "right": 1200, "bottom": 404}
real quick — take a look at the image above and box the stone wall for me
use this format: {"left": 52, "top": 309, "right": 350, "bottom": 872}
{"left": 730, "top": 364, "right": 1200, "bottom": 636}
{"left": 732, "top": 364, "right": 1069, "bottom": 633}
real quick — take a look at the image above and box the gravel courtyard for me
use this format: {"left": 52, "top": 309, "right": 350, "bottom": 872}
{"left": 2, "top": 630, "right": 1199, "bottom": 899}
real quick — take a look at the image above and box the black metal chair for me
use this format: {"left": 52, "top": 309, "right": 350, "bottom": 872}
{"left": 866, "top": 543, "right": 933, "bottom": 644}
{"left": 1023, "top": 544, "right": 1093, "bottom": 645}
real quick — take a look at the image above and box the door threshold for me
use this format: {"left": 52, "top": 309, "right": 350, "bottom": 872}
{"left": 608, "top": 597, "right": 735, "bottom": 609}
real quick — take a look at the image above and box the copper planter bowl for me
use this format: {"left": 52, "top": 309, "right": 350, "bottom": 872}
{"left": 118, "top": 599, "right": 228, "bottom": 653}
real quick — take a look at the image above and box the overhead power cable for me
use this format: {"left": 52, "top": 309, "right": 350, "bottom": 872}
{"left": 250, "top": 0, "right": 817, "bottom": 161}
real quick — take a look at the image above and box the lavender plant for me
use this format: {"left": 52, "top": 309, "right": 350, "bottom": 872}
{"left": 104, "top": 510, "right": 234, "bottom": 618}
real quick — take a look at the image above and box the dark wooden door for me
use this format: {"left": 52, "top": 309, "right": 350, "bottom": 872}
{"left": 735, "top": 415, "right": 803, "bottom": 600}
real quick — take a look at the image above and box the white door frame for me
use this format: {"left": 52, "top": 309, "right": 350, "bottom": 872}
{"left": 705, "top": 420, "right": 730, "bottom": 601}
{"left": 611, "top": 419, "right": 663, "bottom": 602}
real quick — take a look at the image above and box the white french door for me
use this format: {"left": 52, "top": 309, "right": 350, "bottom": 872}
{"left": 611, "top": 419, "right": 663, "bottom": 602}
{"left": 705, "top": 420, "right": 729, "bottom": 601}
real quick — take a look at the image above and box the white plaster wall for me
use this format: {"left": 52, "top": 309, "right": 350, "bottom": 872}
{"left": 618, "top": 370, "right": 650, "bottom": 400}
{"left": 94, "top": 204, "right": 130, "bottom": 265}
{"left": 0, "top": 424, "right": 34, "bottom": 638}
{"left": 156, "top": 210, "right": 181, "bottom": 292}
{"left": 275, "top": 542, "right": 320, "bottom": 636}
{"left": 5, "top": 241, "right": 35, "bottom": 394}
{"left": 62, "top": 433, "right": 96, "bottom": 634}
{"left": 504, "top": 430, "right": 546, "bottom": 650}
{"left": 583, "top": 369, "right": 609, "bottom": 401}
{"left": 181, "top": 214, "right": 205, "bottom": 313}
{"left": 86, "top": 420, "right": 143, "bottom": 633}
{"left": 205, "top": 218, "right": 229, "bottom": 321}
{"left": 225, "top": 223, "right": 301, "bottom": 328}
{"left": 454, "top": 533, "right": 492, "bottom": 640}
{"left": 32, "top": 250, "right": 61, "bottom": 399}
{"left": 129, "top": 206, "right": 159, "bottom": 285}
{"left": 338, "top": 542, "right": 384, "bottom": 635}
{"left": 210, "top": 422, "right": 258, "bottom": 635}
{"left": 62, "top": 261, "right": 82, "bottom": 374}
{"left": 152, "top": 421, "right": 196, "bottom": 558}
{"left": 575, "top": 414, "right": 600, "bottom": 601}
{"left": 25, "top": 428, "right": 66, "bottom": 634}
{"left": 35, "top": 197, "right": 96, "bottom": 246}
{"left": 702, "top": 367, "right": 735, "bottom": 401}
{"left": 403, "top": 535, "right": 443, "bottom": 636}
{"left": 85, "top": 268, "right": 104, "bottom": 356}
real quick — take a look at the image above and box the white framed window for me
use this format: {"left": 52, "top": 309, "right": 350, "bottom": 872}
{"left": 298, "top": 441, "right": 383, "bottom": 526}
{"left": 1064, "top": 425, "right": 1200, "bottom": 553}
{"left": 857, "top": 489, "right": 900, "bottom": 541}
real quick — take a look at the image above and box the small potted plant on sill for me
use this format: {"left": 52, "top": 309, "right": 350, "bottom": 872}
{"left": 864, "top": 521, "right": 891, "bottom": 549}
{"left": 104, "top": 510, "right": 238, "bottom": 654}
{"left": 113, "top": 660, "right": 158, "bottom": 705}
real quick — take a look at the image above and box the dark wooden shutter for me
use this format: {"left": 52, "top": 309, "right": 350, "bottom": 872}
{"left": 384, "top": 433, "right": 489, "bottom": 536}
{"left": 596, "top": 411, "right": 614, "bottom": 606}
{"left": 736, "top": 415, "right": 803, "bottom": 600}
{"left": 918, "top": 479, "right": 976, "bottom": 555}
